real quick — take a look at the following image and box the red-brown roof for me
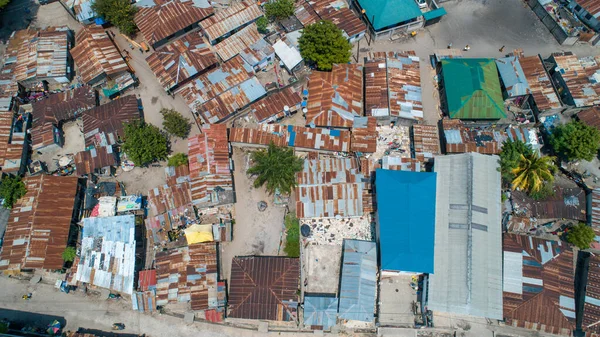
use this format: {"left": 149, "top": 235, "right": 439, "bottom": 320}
{"left": 298, "top": 0, "right": 365, "bottom": 38}
{"left": 520, "top": 55, "right": 561, "bottom": 111}
{"left": 0, "top": 111, "right": 26, "bottom": 173}
{"left": 250, "top": 86, "right": 302, "bottom": 123}
{"left": 134, "top": 0, "right": 214, "bottom": 47}
{"left": 82, "top": 95, "right": 140, "bottom": 148}
{"left": 0, "top": 175, "right": 79, "bottom": 272}
{"left": 350, "top": 117, "right": 377, "bottom": 153}
{"left": 147, "top": 182, "right": 193, "bottom": 216}
{"left": 229, "top": 256, "right": 299, "bottom": 321}
{"left": 199, "top": 1, "right": 262, "bottom": 42}
{"left": 364, "top": 56, "right": 389, "bottom": 117}
{"left": 14, "top": 27, "right": 70, "bottom": 85}
{"left": 442, "top": 118, "right": 501, "bottom": 154}
{"left": 511, "top": 187, "right": 586, "bottom": 221}
{"left": 578, "top": 106, "right": 600, "bottom": 131}
{"left": 584, "top": 254, "right": 600, "bottom": 334}
{"left": 74, "top": 146, "right": 116, "bottom": 175}
{"left": 138, "top": 269, "right": 157, "bottom": 291}
{"left": 412, "top": 124, "right": 440, "bottom": 161}
{"left": 306, "top": 64, "right": 363, "bottom": 128}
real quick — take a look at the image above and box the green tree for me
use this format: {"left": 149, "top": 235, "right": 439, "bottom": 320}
{"left": 92, "top": 0, "right": 137, "bottom": 35}
{"left": 0, "top": 322, "right": 7, "bottom": 334}
{"left": 567, "top": 223, "right": 596, "bottom": 249}
{"left": 247, "top": 142, "right": 304, "bottom": 194}
{"left": 168, "top": 153, "right": 188, "bottom": 167}
{"left": 62, "top": 247, "right": 77, "bottom": 262}
{"left": 298, "top": 20, "right": 352, "bottom": 71}
{"left": 284, "top": 214, "right": 300, "bottom": 257}
{"left": 511, "top": 152, "right": 556, "bottom": 194}
{"left": 499, "top": 140, "right": 533, "bottom": 183}
{"left": 161, "top": 108, "right": 191, "bottom": 138}
{"left": 256, "top": 16, "right": 269, "bottom": 34}
{"left": 0, "top": 0, "right": 10, "bottom": 10}
{"left": 0, "top": 175, "right": 27, "bottom": 209}
{"left": 122, "top": 121, "right": 169, "bottom": 167}
{"left": 264, "top": 0, "right": 294, "bottom": 20}
{"left": 551, "top": 120, "right": 600, "bottom": 161}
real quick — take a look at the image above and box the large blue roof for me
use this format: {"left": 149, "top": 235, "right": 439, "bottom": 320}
{"left": 356, "top": 0, "right": 423, "bottom": 31}
{"left": 375, "top": 169, "right": 436, "bottom": 273}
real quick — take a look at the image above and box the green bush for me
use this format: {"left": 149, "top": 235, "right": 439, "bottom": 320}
{"left": 161, "top": 108, "right": 191, "bottom": 138}
{"left": 0, "top": 175, "right": 27, "bottom": 209}
{"left": 122, "top": 121, "right": 169, "bottom": 166}
{"left": 567, "top": 223, "right": 596, "bottom": 249}
{"left": 92, "top": 0, "right": 137, "bottom": 35}
{"left": 168, "top": 153, "right": 188, "bottom": 167}
{"left": 551, "top": 120, "right": 600, "bottom": 162}
{"left": 256, "top": 16, "right": 269, "bottom": 34}
{"left": 298, "top": 20, "right": 352, "bottom": 71}
{"left": 284, "top": 214, "right": 300, "bottom": 257}
{"left": 264, "top": 0, "right": 294, "bottom": 20}
{"left": 62, "top": 247, "right": 77, "bottom": 262}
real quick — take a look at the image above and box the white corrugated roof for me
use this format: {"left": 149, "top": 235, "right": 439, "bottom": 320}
{"left": 273, "top": 39, "right": 302, "bottom": 71}
{"left": 428, "top": 153, "right": 503, "bottom": 320}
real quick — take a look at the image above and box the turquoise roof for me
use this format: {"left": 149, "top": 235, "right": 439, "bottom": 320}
{"left": 356, "top": 0, "right": 423, "bottom": 31}
{"left": 423, "top": 7, "right": 447, "bottom": 21}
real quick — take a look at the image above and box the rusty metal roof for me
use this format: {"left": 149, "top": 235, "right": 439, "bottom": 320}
{"left": 519, "top": 55, "right": 561, "bottom": 111}
{"left": 175, "top": 55, "right": 254, "bottom": 113}
{"left": 299, "top": 0, "right": 365, "bottom": 38}
{"left": 197, "top": 76, "right": 266, "bottom": 124}
{"left": 0, "top": 110, "right": 27, "bottom": 173}
{"left": 213, "top": 23, "right": 274, "bottom": 65}
{"left": 552, "top": 53, "right": 600, "bottom": 107}
{"left": 74, "top": 146, "right": 116, "bottom": 175}
{"left": 351, "top": 116, "right": 377, "bottom": 153}
{"left": 71, "top": 25, "right": 129, "bottom": 85}
{"left": 199, "top": 1, "right": 262, "bottom": 43}
{"left": 511, "top": 187, "right": 586, "bottom": 221}
{"left": 364, "top": 56, "right": 389, "bottom": 117}
{"left": 188, "top": 124, "right": 233, "bottom": 205}
{"left": 306, "top": 64, "right": 363, "bottom": 128}
{"left": 138, "top": 269, "right": 157, "bottom": 291}
{"left": 442, "top": 119, "right": 502, "bottom": 155}
{"left": 0, "top": 30, "right": 28, "bottom": 99}
{"left": 147, "top": 182, "right": 193, "bottom": 216}
{"left": 577, "top": 0, "right": 600, "bottom": 17}
{"left": 294, "top": 0, "right": 319, "bottom": 26}
{"left": 82, "top": 95, "right": 140, "bottom": 148}
{"left": 250, "top": 86, "right": 302, "bottom": 123}
{"left": 155, "top": 243, "right": 224, "bottom": 311}
{"left": 584, "top": 254, "right": 600, "bottom": 334}
{"left": 503, "top": 234, "right": 576, "bottom": 336}
{"left": 31, "top": 86, "right": 97, "bottom": 150}
{"left": 165, "top": 164, "right": 190, "bottom": 185}
{"left": 412, "top": 124, "right": 440, "bottom": 161}
{"left": 229, "top": 256, "right": 299, "bottom": 321}
{"left": 230, "top": 124, "right": 352, "bottom": 152}
{"left": 134, "top": 0, "right": 214, "bottom": 47}
{"left": 0, "top": 175, "right": 79, "bottom": 272}
{"left": 295, "top": 157, "right": 365, "bottom": 218}
{"left": 146, "top": 31, "right": 217, "bottom": 91}
{"left": 14, "top": 27, "right": 70, "bottom": 85}
{"left": 578, "top": 106, "right": 600, "bottom": 131}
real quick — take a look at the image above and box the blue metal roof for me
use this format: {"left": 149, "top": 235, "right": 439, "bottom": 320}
{"left": 495, "top": 57, "right": 530, "bottom": 97}
{"left": 338, "top": 239, "right": 377, "bottom": 322}
{"left": 423, "top": 7, "right": 447, "bottom": 21}
{"left": 356, "top": 0, "right": 423, "bottom": 31}
{"left": 303, "top": 296, "right": 338, "bottom": 329}
{"left": 375, "top": 169, "right": 436, "bottom": 273}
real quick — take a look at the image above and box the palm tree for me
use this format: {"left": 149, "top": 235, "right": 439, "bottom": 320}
{"left": 511, "top": 152, "right": 556, "bottom": 193}
{"left": 247, "top": 142, "right": 304, "bottom": 194}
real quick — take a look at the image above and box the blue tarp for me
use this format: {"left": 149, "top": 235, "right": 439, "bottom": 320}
{"left": 375, "top": 169, "right": 437, "bottom": 273}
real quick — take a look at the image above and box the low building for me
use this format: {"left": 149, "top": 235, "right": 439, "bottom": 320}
{"left": 272, "top": 38, "right": 303, "bottom": 73}
{"left": 511, "top": 187, "right": 586, "bottom": 222}
{"left": 146, "top": 31, "right": 217, "bottom": 92}
{"left": 350, "top": 116, "right": 377, "bottom": 153}
{"left": 250, "top": 86, "right": 302, "bottom": 123}
{"left": 199, "top": 0, "right": 262, "bottom": 44}
{"left": 64, "top": 0, "right": 97, "bottom": 24}
{"left": 145, "top": 181, "right": 195, "bottom": 247}
{"left": 528, "top": 0, "right": 588, "bottom": 46}
{"left": 134, "top": 0, "right": 214, "bottom": 49}
{"left": 0, "top": 110, "right": 29, "bottom": 175}
{"left": 213, "top": 23, "right": 274, "bottom": 70}
{"left": 412, "top": 124, "right": 440, "bottom": 162}
{"left": 74, "top": 146, "right": 117, "bottom": 176}
{"left": 74, "top": 215, "right": 136, "bottom": 295}
{"left": 570, "top": 0, "right": 600, "bottom": 33}
{"left": 583, "top": 254, "right": 600, "bottom": 335}
{"left": 428, "top": 153, "right": 503, "bottom": 320}
{"left": 338, "top": 239, "right": 377, "bottom": 323}
{"left": 306, "top": 64, "right": 363, "bottom": 128}
{"left": 295, "top": 0, "right": 366, "bottom": 42}
{"left": 548, "top": 52, "right": 600, "bottom": 109}
{"left": 196, "top": 77, "right": 266, "bottom": 124}
{"left": 31, "top": 86, "right": 97, "bottom": 151}
{"left": 0, "top": 29, "right": 29, "bottom": 103}
{"left": 578, "top": 106, "right": 600, "bottom": 130}
{"left": 0, "top": 175, "right": 81, "bottom": 274}
{"left": 375, "top": 169, "right": 436, "bottom": 274}
{"left": 441, "top": 119, "right": 503, "bottom": 154}
{"left": 441, "top": 58, "right": 506, "bottom": 120}
{"left": 303, "top": 295, "right": 338, "bottom": 331}
{"left": 229, "top": 256, "right": 299, "bottom": 321}
{"left": 70, "top": 25, "right": 134, "bottom": 94}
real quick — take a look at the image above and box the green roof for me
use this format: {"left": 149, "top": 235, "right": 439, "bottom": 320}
{"left": 356, "top": 0, "right": 422, "bottom": 31}
{"left": 441, "top": 58, "right": 506, "bottom": 120}
{"left": 423, "top": 7, "right": 447, "bottom": 21}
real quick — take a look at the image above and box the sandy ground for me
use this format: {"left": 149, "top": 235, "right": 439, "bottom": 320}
{"left": 219, "top": 148, "right": 287, "bottom": 282}
{"left": 32, "top": 120, "right": 84, "bottom": 172}
{"left": 114, "top": 165, "right": 167, "bottom": 196}
{"left": 32, "top": 1, "right": 82, "bottom": 32}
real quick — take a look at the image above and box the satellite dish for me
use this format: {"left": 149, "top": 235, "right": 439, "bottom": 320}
{"left": 300, "top": 224, "right": 311, "bottom": 237}
{"left": 284, "top": 105, "right": 290, "bottom": 112}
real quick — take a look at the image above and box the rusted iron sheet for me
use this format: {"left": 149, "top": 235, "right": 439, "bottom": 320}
{"left": 74, "top": 146, "right": 116, "bottom": 175}
{"left": 251, "top": 86, "right": 302, "bottom": 123}
{"left": 578, "top": 106, "right": 600, "bottom": 131}
{"left": 213, "top": 23, "right": 273, "bottom": 65}
{"left": 364, "top": 57, "right": 389, "bottom": 117}
{"left": 14, "top": 27, "right": 70, "bottom": 85}
{"left": 350, "top": 117, "right": 377, "bottom": 153}
{"left": 82, "top": 95, "right": 139, "bottom": 148}
{"left": 552, "top": 53, "right": 600, "bottom": 107}
{"left": 412, "top": 124, "right": 440, "bottom": 161}
{"left": 200, "top": 1, "right": 262, "bottom": 42}
{"left": 519, "top": 55, "right": 561, "bottom": 111}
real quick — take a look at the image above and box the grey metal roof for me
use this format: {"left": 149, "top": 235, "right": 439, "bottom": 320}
{"left": 338, "top": 239, "right": 377, "bottom": 322}
{"left": 303, "top": 295, "right": 338, "bottom": 330}
{"left": 495, "top": 56, "right": 530, "bottom": 97}
{"left": 428, "top": 153, "right": 503, "bottom": 320}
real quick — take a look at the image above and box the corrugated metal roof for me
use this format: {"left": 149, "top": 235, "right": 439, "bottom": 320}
{"left": 0, "top": 175, "right": 79, "bottom": 272}
{"left": 64, "top": 0, "right": 96, "bottom": 22}
{"left": 0, "top": 30, "right": 27, "bottom": 99}
{"left": 175, "top": 55, "right": 254, "bottom": 113}
{"left": 74, "top": 146, "right": 116, "bottom": 175}
{"left": 350, "top": 116, "right": 377, "bottom": 153}
{"left": 306, "top": 64, "right": 363, "bottom": 128}
{"left": 577, "top": 0, "right": 600, "bottom": 17}
{"left": 584, "top": 254, "right": 600, "bottom": 334}
{"left": 132, "top": 289, "right": 157, "bottom": 312}
{"left": 146, "top": 31, "right": 217, "bottom": 91}
{"left": 138, "top": 269, "right": 157, "bottom": 291}
{"left": 31, "top": 86, "right": 97, "bottom": 150}
{"left": 197, "top": 77, "right": 266, "bottom": 123}
{"left": 75, "top": 215, "right": 136, "bottom": 294}
{"left": 213, "top": 23, "right": 274, "bottom": 66}
{"left": 551, "top": 53, "right": 600, "bottom": 108}
{"left": 0, "top": 110, "right": 28, "bottom": 173}
{"left": 251, "top": 86, "right": 302, "bottom": 123}
{"left": 503, "top": 234, "right": 575, "bottom": 336}
{"left": 495, "top": 56, "right": 530, "bottom": 97}
{"left": 82, "top": 95, "right": 140, "bottom": 148}
{"left": 230, "top": 124, "right": 352, "bottom": 152}
{"left": 272, "top": 39, "right": 302, "bottom": 71}
{"left": 303, "top": 295, "right": 338, "bottom": 330}
{"left": 442, "top": 118, "right": 503, "bottom": 155}
{"left": 154, "top": 243, "right": 224, "bottom": 311}
{"left": 511, "top": 187, "right": 586, "bottom": 221}
{"left": 71, "top": 25, "right": 129, "bottom": 85}
{"left": 412, "top": 124, "right": 440, "bottom": 161}
{"left": 147, "top": 182, "right": 193, "bottom": 216}
{"left": 199, "top": 1, "right": 262, "bottom": 43}
{"left": 134, "top": 0, "right": 213, "bottom": 47}
{"left": 364, "top": 56, "right": 389, "bottom": 117}
{"left": 301, "top": 0, "right": 366, "bottom": 38}
{"left": 14, "top": 27, "right": 70, "bottom": 85}
{"left": 375, "top": 169, "right": 436, "bottom": 273}
{"left": 429, "top": 153, "right": 503, "bottom": 320}
{"left": 338, "top": 239, "right": 377, "bottom": 322}
{"left": 519, "top": 55, "right": 561, "bottom": 111}
{"left": 229, "top": 256, "right": 299, "bottom": 321}
{"left": 578, "top": 106, "right": 600, "bottom": 130}
{"left": 294, "top": 0, "right": 319, "bottom": 26}
{"left": 355, "top": 0, "right": 422, "bottom": 31}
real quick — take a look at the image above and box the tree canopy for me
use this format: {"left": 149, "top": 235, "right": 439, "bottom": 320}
{"left": 499, "top": 140, "right": 533, "bottom": 183}
{"left": 567, "top": 223, "right": 595, "bottom": 249}
{"left": 0, "top": 175, "right": 27, "bottom": 209}
{"left": 550, "top": 120, "right": 600, "bottom": 162}
{"left": 161, "top": 108, "right": 191, "bottom": 138}
{"left": 256, "top": 16, "right": 269, "bottom": 34}
{"left": 168, "top": 153, "right": 188, "bottom": 167}
{"left": 62, "top": 247, "right": 77, "bottom": 262}
{"left": 264, "top": 0, "right": 294, "bottom": 20}
{"left": 0, "top": 0, "right": 10, "bottom": 10}
{"left": 298, "top": 20, "right": 352, "bottom": 71}
{"left": 122, "top": 121, "right": 169, "bottom": 167}
{"left": 247, "top": 142, "right": 304, "bottom": 194}
{"left": 92, "top": 0, "right": 137, "bottom": 35}
{"left": 511, "top": 152, "right": 556, "bottom": 194}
